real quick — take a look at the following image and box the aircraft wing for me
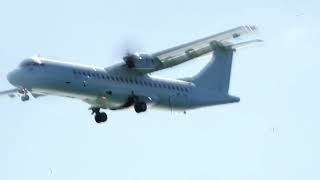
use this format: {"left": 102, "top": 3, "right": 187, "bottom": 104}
{"left": 129, "top": 25, "right": 259, "bottom": 73}
{"left": 121, "top": 26, "right": 261, "bottom": 73}
{"left": 0, "top": 89, "right": 19, "bottom": 98}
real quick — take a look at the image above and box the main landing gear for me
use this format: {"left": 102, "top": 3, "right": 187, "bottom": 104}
{"left": 91, "top": 108, "right": 108, "bottom": 123}
{"left": 134, "top": 102, "right": 147, "bottom": 113}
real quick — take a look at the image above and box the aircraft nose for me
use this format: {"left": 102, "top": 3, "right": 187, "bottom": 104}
{"left": 7, "top": 69, "right": 20, "bottom": 86}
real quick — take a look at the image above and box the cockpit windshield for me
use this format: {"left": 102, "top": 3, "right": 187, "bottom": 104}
{"left": 19, "top": 58, "right": 44, "bottom": 68}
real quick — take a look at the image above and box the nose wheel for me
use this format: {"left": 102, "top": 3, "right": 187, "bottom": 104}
{"left": 90, "top": 108, "right": 108, "bottom": 123}
{"left": 19, "top": 89, "right": 30, "bottom": 102}
{"left": 21, "top": 94, "right": 30, "bottom": 102}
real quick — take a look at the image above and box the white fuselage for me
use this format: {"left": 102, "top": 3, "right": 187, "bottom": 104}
{"left": 7, "top": 58, "right": 239, "bottom": 111}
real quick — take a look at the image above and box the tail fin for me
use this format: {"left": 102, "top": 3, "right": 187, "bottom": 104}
{"left": 191, "top": 40, "right": 262, "bottom": 94}
{"left": 191, "top": 45, "right": 234, "bottom": 94}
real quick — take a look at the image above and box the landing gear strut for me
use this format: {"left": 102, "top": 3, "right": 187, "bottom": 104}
{"left": 19, "top": 89, "right": 29, "bottom": 102}
{"left": 91, "top": 108, "right": 108, "bottom": 123}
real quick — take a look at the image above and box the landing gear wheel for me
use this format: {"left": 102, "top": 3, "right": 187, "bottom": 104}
{"left": 134, "top": 102, "right": 147, "bottom": 113}
{"left": 90, "top": 107, "right": 108, "bottom": 123}
{"left": 95, "top": 112, "right": 108, "bottom": 123}
{"left": 21, "top": 95, "right": 30, "bottom": 102}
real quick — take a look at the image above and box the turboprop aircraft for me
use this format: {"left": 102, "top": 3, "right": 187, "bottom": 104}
{"left": 0, "top": 25, "right": 262, "bottom": 123}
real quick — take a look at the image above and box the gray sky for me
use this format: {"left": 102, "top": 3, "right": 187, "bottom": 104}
{"left": 0, "top": 0, "right": 319, "bottom": 179}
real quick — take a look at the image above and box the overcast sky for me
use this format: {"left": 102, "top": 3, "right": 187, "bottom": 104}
{"left": 0, "top": 0, "right": 320, "bottom": 179}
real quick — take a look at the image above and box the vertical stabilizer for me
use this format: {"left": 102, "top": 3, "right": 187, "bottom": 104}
{"left": 191, "top": 45, "right": 234, "bottom": 94}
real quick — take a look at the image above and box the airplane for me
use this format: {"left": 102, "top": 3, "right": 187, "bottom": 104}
{"left": 0, "top": 25, "right": 262, "bottom": 123}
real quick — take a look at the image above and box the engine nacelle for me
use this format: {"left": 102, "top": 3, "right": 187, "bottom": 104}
{"left": 123, "top": 53, "right": 161, "bottom": 71}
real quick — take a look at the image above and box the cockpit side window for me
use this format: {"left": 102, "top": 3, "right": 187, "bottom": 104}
{"left": 20, "top": 60, "right": 33, "bottom": 67}
{"left": 20, "top": 59, "right": 45, "bottom": 68}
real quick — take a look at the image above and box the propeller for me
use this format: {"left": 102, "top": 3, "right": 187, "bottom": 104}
{"left": 113, "top": 37, "right": 144, "bottom": 68}
{"left": 123, "top": 52, "right": 138, "bottom": 68}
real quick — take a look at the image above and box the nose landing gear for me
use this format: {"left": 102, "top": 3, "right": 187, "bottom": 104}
{"left": 21, "top": 94, "right": 30, "bottom": 102}
{"left": 90, "top": 108, "right": 108, "bottom": 123}
{"left": 19, "top": 89, "right": 29, "bottom": 102}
